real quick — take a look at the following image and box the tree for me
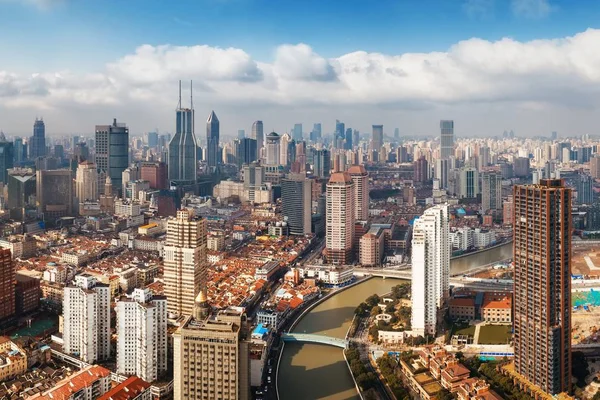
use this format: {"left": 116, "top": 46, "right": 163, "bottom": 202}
{"left": 437, "top": 388, "right": 453, "bottom": 400}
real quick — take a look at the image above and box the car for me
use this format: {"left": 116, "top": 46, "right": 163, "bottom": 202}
{"left": 267, "top": 376, "right": 271, "bottom": 383}
{"left": 268, "top": 367, "right": 272, "bottom": 374}
{"left": 264, "top": 386, "right": 269, "bottom": 392}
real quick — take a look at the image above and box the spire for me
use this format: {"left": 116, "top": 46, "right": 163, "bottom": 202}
{"left": 190, "top": 80, "right": 193, "bottom": 110}
{"left": 177, "top": 80, "right": 182, "bottom": 110}
{"left": 207, "top": 111, "right": 218, "bottom": 123}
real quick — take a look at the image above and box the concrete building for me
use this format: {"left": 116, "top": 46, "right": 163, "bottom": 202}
{"left": 371, "top": 125, "right": 383, "bottom": 156}
{"left": 98, "top": 376, "right": 152, "bottom": 400}
{"left": 163, "top": 209, "right": 207, "bottom": 317}
{"left": 591, "top": 155, "right": 600, "bottom": 179}
{"left": 0, "top": 234, "right": 36, "bottom": 259}
{"left": 0, "top": 337, "right": 27, "bottom": 382}
{"left": 458, "top": 167, "right": 479, "bottom": 199}
{"left": 326, "top": 172, "right": 355, "bottom": 265}
{"left": 348, "top": 165, "right": 369, "bottom": 221}
{"left": 440, "top": 120, "right": 454, "bottom": 159}
{"left": 252, "top": 120, "right": 264, "bottom": 157}
{"left": 63, "top": 274, "right": 111, "bottom": 363}
{"left": 414, "top": 156, "right": 429, "bottom": 183}
{"left": 0, "top": 249, "right": 15, "bottom": 325}
{"left": 481, "top": 171, "right": 502, "bottom": 214}
{"left": 76, "top": 161, "right": 98, "bottom": 204}
{"left": 281, "top": 174, "right": 312, "bottom": 235}
{"left": 95, "top": 118, "right": 129, "bottom": 195}
{"left": 7, "top": 168, "right": 36, "bottom": 218}
{"left": 359, "top": 226, "right": 385, "bottom": 267}
{"left": 116, "top": 288, "right": 167, "bottom": 382}
{"left": 140, "top": 161, "right": 168, "bottom": 190}
{"left": 411, "top": 205, "right": 450, "bottom": 336}
{"left": 513, "top": 179, "right": 571, "bottom": 395}
{"left": 36, "top": 169, "right": 73, "bottom": 221}
{"left": 503, "top": 195, "right": 514, "bottom": 225}
{"left": 30, "top": 118, "right": 46, "bottom": 159}
{"left": 265, "top": 132, "right": 281, "bottom": 165}
{"left": 35, "top": 365, "right": 111, "bottom": 400}
{"left": 173, "top": 304, "right": 250, "bottom": 400}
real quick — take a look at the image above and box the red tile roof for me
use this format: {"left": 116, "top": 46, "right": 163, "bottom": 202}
{"left": 97, "top": 376, "right": 151, "bottom": 400}
{"left": 37, "top": 365, "right": 111, "bottom": 400}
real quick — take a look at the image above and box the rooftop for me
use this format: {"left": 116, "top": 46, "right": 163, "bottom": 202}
{"left": 97, "top": 376, "right": 150, "bottom": 400}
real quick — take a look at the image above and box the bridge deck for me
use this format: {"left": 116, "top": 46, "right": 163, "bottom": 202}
{"left": 281, "top": 333, "right": 348, "bottom": 349}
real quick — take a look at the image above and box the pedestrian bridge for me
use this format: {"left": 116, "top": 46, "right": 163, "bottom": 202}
{"left": 281, "top": 333, "right": 348, "bottom": 349}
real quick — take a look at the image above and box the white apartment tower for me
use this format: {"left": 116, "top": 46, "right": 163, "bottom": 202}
{"left": 63, "top": 274, "right": 111, "bottom": 363}
{"left": 347, "top": 165, "right": 369, "bottom": 221}
{"left": 75, "top": 161, "right": 98, "bottom": 202}
{"left": 326, "top": 172, "right": 355, "bottom": 265}
{"left": 411, "top": 204, "right": 450, "bottom": 336}
{"left": 116, "top": 288, "right": 167, "bottom": 382}
{"left": 163, "top": 208, "right": 208, "bottom": 317}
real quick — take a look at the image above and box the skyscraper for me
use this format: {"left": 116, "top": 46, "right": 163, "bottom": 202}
{"left": 252, "top": 120, "right": 264, "bottom": 155}
{"left": 0, "top": 249, "right": 15, "bottom": 324}
{"left": 235, "top": 138, "right": 258, "bottom": 167}
{"left": 282, "top": 174, "right": 312, "bottom": 235}
{"left": 394, "top": 127, "right": 400, "bottom": 140}
{"left": 434, "top": 159, "right": 449, "bottom": 190}
{"left": 13, "top": 137, "right": 25, "bottom": 164}
{"left": 0, "top": 136, "right": 14, "bottom": 184}
{"left": 206, "top": 111, "right": 220, "bottom": 171}
{"left": 576, "top": 173, "right": 594, "bottom": 205}
{"left": 280, "top": 133, "right": 291, "bottom": 166}
{"left": 313, "top": 149, "right": 331, "bottom": 179}
{"left": 29, "top": 118, "right": 46, "bottom": 159}
{"left": 36, "top": 169, "right": 73, "bottom": 221}
{"left": 7, "top": 168, "right": 35, "bottom": 219}
{"left": 168, "top": 81, "right": 198, "bottom": 183}
{"left": 163, "top": 209, "right": 207, "bottom": 317}
{"left": 371, "top": 125, "right": 383, "bottom": 155}
{"left": 335, "top": 120, "right": 345, "bottom": 143}
{"left": 95, "top": 118, "right": 129, "bottom": 195}
{"left": 265, "top": 132, "right": 281, "bottom": 165}
{"left": 116, "top": 288, "right": 167, "bottom": 383}
{"left": 140, "top": 161, "right": 168, "bottom": 190}
{"left": 63, "top": 274, "right": 111, "bottom": 363}
{"left": 76, "top": 161, "right": 99, "bottom": 203}
{"left": 414, "top": 156, "right": 429, "bottom": 183}
{"left": 440, "top": 120, "right": 454, "bottom": 159}
{"left": 458, "top": 167, "right": 479, "bottom": 199}
{"left": 345, "top": 128, "right": 353, "bottom": 150}
{"left": 348, "top": 165, "right": 369, "bottom": 221}
{"left": 411, "top": 204, "right": 449, "bottom": 336}
{"left": 293, "top": 123, "right": 303, "bottom": 141}
{"left": 513, "top": 179, "right": 571, "bottom": 395}
{"left": 326, "top": 172, "right": 355, "bottom": 265}
{"left": 481, "top": 171, "right": 503, "bottom": 214}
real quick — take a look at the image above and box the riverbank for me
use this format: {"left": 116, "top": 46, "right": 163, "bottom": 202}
{"left": 451, "top": 239, "right": 513, "bottom": 260}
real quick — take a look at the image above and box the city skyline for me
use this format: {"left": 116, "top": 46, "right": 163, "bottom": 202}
{"left": 1, "top": 2, "right": 600, "bottom": 136}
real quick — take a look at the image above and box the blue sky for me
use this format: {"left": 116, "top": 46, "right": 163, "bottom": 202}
{"left": 1, "top": 0, "right": 600, "bottom": 137}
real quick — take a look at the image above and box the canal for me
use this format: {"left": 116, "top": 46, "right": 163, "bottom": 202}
{"left": 277, "top": 241, "right": 512, "bottom": 400}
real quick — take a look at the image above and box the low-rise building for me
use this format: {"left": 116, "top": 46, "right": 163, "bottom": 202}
{"left": 0, "top": 337, "right": 28, "bottom": 382}
{"left": 481, "top": 293, "right": 512, "bottom": 323}
{"left": 456, "top": 378, "right": 503, "bottom": 400}
{"left": 298, "top": 265, "right": 354, "bottom": 286}
{"left": 0, "top": 234, "right": 37, "bottom": 259}
{"left": 255, "top": 261, "right": 281, "bottom": 281}
{"left": 359, "top": 226, "right": 386, "bottom": 267}
{"left": 448, "top": 298, "right": 476, "bottom": 321}
{"left": 61, "top": 251, "right": 90, "bottom": 266}
{"left": 32, "top": 365, "right": 111, "bottom": 400}
{"left": 98, "top": 376, "right": 152, "bottom": 400}
{"left": 207, "top": 234, "right": 226, "bottom": 251}
{"left": 15, "top": 273, "right": 40, "bottom": 315}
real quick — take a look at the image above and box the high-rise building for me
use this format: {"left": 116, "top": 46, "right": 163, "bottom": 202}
{"left": 252, "top": 120, "right": 264, "bottom": 155}
{"left": 163, "top": 209, "right": 207, "bottom": 317}
{"left": 7, "top": 168, "right": 35, "bottom": 218}
{"left": 481, "top": 171, "right": 503, "bottom": 214}
{"left": 310, "top": 123, "right": 322, "bottom": 142}
{"left": 414, "top": 156, "right": 429, "bottom": 183}
{"left": 326, "top": 172, "right": 355, "bottom": 265}
{"left": 0, "top": 138, "right": 14, "bottom": 184}
{"left": 265, "top": 132, "right": 281, "bottom": 165}
{"left": 371, "top": 125, "right": 383, "bottom": 154}
{"left": 206, "top": 111, "right": 220, "bottom": 171}
{"left": 147, "top": 131, "right": 159, "bottom": 148}
{"left": 280, "top": 133, "right": 291, "bottom": 166}
{"left": 281, "top": 174, "right": 312, "bottom": 235}
{"left": 348, "top": 165, "right": 369, "bottom": 221}
{"left": 513, "top": 179, "right": 571, "bottom": 395}
{"left": 95, "top": 118, "right": 129, "bottom": 195}
{"left": 514, "top": 157, "right": 530, "bottom": 178}
{"left": 30, "top": 118, "right": 46, "bottom": 159}
{"left": 313, "top": 149, "right": 331, "bottom": 179}
{"left": 394, "top": 127, "right": 400, "bottom": 140}
{"left": 434, "top": 159, "right": 449, "bottom": 189}
{"left": 458, "top": 167, "right": 479, "bottom": 199}
{"left": 411, "top": 204, "right": 449, "bottom": 336}
{"left": 478, "top": 146, "right": 491, "bottom": 170}
{"left": 36, "top": 169, "right": 73, "bottom": 221}
{"left": 0, "top": 249, "right": 15, "bottom": 324}
{"left": 63, "top": 274, "right": 111, "bottom": 363}
{"left": 293, "top": 123, "right": 303, "bottom": 141}
{"left": 14, "top": 137, "right": 25, "bottom": 164}
{"left": 174, "top": 305, "right": 250, "bottom": 400}
{"left": 576, "top": 173, "right": 594, "bottom": 205}
{"left": 140, "top": 161, "right": 168, "bottom": 190}
{"left": 168, "top": 82, "right": 198, "bottom": 183}
{"left": 75, "top": 161, "right": 98, "bottom": 204}
{"left": 235, "top": 138, "right": 258, "bottom": 167}
{"left": 345, "top": 128, "right": 353, "bottom": 150}
{"left": 335, "top": 120, "right": 345, "bottom": 143}
{"left": 237, "top": 129, "right": 245, "bottom": 139}
{"left": 440, "top": 120, "right": 454, "bottom": 159}
{"left": 116, "top": 288, "right": 167, "bottom": 383}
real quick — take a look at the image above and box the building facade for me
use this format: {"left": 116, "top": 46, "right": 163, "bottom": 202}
{"left": 168, "top": 83, "right": 198, "bottom": 183}
{"left": 76, "top": 161, "right": 98, "bottom": 203}
{"left": 281, "top": 174, "right": 312, "bottom": 235}
{"left": 0, "top": 249, "right": 15, "bottom": 324}
{"left": 206, "top": 111, "right": 220, "bottom": 171}
{"left": 481, "top": 171, "right": 503, "bottom": 214}
{"left": 95, "top": 118, "right": 129, "bottom": 195}
{"left": 440, "top": 120, "right": 454, "bottom": 159}
{"left": 30, "top": 118, "right": 46, "bottom": 159}
{"left": 325, "top": 172, "right": 355, "bottom": 265}
{"left": 252, "top": 120, "right": 264, "bottom": 157}
{"left": 348, "top": 165, "right": 369, "bottom": 221}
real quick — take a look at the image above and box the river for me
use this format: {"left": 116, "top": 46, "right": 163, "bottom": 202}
{"left": 277, "top": 241, "right": 512, "bottom": 400}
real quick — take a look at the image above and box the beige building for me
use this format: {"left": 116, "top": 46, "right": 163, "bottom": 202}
{"left": 326, "top": 172, "right": 355, "bottom": 265}
{"left": 359, "top": 226, "right": 385, "bottom": 267}
{"left": 0, "top": 337, "right": 27, "bottom": 382}
{"left": 348, "top": 165, "right": 369, "bottom": 221}
{"left": 174, "top": 305, "right": 250, "bottom": 400}
{"left": 163, "top": 209, "right": 207, "bottom": 317}
{"left": 0, "top": 234, "right": 37, "bottom": 259}
{"left": 76, "top": 161, "right": 98, "bottom": 204}
{"left": 481, "top": 294, "right": 512, "bottom": 323}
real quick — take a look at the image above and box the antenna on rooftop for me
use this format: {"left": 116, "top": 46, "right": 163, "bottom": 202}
{"left": 178, "top": 80, "right": 182, "bottom": 109}
{"left": 190, "top": 80, "right": 193, "bottom": 110}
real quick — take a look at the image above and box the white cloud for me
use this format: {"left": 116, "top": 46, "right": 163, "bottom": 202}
{"left": 511, "top": 0, "right": 555, "bottom": 18}
{"left": 2, "top": 29, "right": 600, "bottom": 135}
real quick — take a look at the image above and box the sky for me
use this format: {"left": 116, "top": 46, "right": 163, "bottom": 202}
{"left": 1, "top": 0, "right": 600, "bottom": 139}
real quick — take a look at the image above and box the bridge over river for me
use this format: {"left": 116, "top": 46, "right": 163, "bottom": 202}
{"left": 281, "top": 333, "right": 348, "bottom": 349}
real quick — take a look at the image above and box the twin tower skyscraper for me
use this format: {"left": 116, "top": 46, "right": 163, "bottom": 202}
{"left": 168, "top": 81, "right": 220, "bottom": 182}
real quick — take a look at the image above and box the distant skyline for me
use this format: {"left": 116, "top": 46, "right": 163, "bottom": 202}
{"left": 1, "top": 0, "right": 600, "bottom": 137}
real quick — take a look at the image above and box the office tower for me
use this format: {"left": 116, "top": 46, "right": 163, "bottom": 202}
{"left": 352, "top": 130, "right": 359, "bottom": 149}
{"left": 345, "top": 128, "right": 353, "bottom": 150}
{"left": 434, "top": 159, "right": 449, "bottom": 189}
{"left": 310, "top": 123, "right": 322, "bottom": 142}
{"left": 281, "top": 174, "right": 312, "bottom": 235}
{"left": 591, "top": 155, "right": 600, "bottom": 179}
{"left": 514, "top": 157, "right": 530, "bottom": 178}
{"left": 414, "top": 156, "right": 429, "bottom": 183}
{"left": 326, "top": 172, "right": 355, "bottom": 265}
{"left": 235, "top": 138, "right": 257, "bottom": 167}
{"left": 116, "top": 288, "right": 167, "bottom": 383}
{"left": 74, "top": 142, "right": 89, "bottom": 162}
{"left": 411, "top": 204, "right": 449, "bottom": 336}
{"left": 147, "top": 131, "right": 159, "bottom": 148}
{"left": 577, "top": 173, "right": 594, "bottom": 205}
{"left": 252, "top": 120, "right": 264, "bottom": 155}
{"left": 63, "top": 274, "right": 111, "bottom": 363}
{"left": 29, "top": 118, "right": 46, "bottom": 159}
{"left": 141, "top": 161, "right": 168, "bottom": 190}
{"left": 478, "top": 146, "right": 490, "bottom": 170}
{"left": 54, "top": 144, "right": 64, "bottom": 159}
{"left": 174, "top": 305, "right": 250, "bottom": 400}
{"left": 237, "top": 129, "right": 245, "bottom": 139}
{"left": 0, "top": 249, "right": 15, "bottom": 324}
{"left": 164, "top": 209, "right": 207, "bottom": 317}
{"left": 13, "top": 137, "right": 24, "bottom": 164}
{"left": 335, "top": 120, "right": 345, "bottom": 143}
{"left": 481, "top": 171, "right": 502, "bottom": 214}
{"left": 394, "top": 127, "right": 400, "bottom": 140}
{"left": 0, "top": 138, "right": 14, "bottom": 184}
{"left": 440, "top": 120, "right": 454, "bottom": 159}
{"left": 76, "top": 161, "right": 98, "bottom": 203}
{"left": 7, "top": 168, "right": 35, "bottom": 216}
{"left": 280, "top": 133, "right": 291, "bottom": 166}
{"left": 95, "top": 118, "right": 129, "bottom": 195}
{"left": 513, "top": 179, "right": 571, "bottom": 395}
{"left": 36, "top": 169, "right": 73, "bottom": 221}
{"left": 371, "top": 125, "right": 383, "bottom": 153}
{"left": 458, "top": 167, "right": 479, "bottom": 199}
{"left": 168, "top": 82, "right": 198, "bottom": 183}
{"left": 551, "top": 131, "right": 558, "bottom": 140}
{"left": 265, "top": 132, "right": 281, "bottom": 165}
{"left": 313, "top": 149, "right": 331, "bottom": 179}
{"left": 293, "top": 123, "right": 303, "bottom": 141}
{"left": 348, "top": 165, "right": 369, "bottom": 221}
{"left": 206, "top": 111, "right": 220, "bottom": 171}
